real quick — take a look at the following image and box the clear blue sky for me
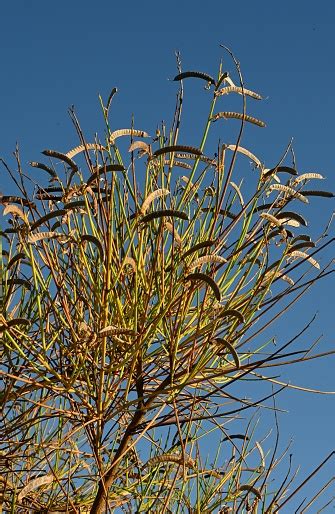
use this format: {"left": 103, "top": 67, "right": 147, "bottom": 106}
{"left": 1, "top": 1, "right": 334, "bottom": 511}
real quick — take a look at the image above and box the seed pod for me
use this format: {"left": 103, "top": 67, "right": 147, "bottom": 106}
{"left": 184, "top": 273, "right": 221, "bottom": 301}
{"left": 30, "top": 210, "right": 68, "bottom": 231}
{"left": 211, "top": 112, "right": 266, "bottom": 128}
{"left": 29, "top": 161, "right": 57, "bottom": 179}
{"left": 141, "top": 189, "right": 170, "bottom": 215}
{"left": 66, "top": 143, "right": 105, "bottom": 159}
{"left": 214, "top": 338, "right": 240, "bottom": 368}
{"left": 153, "top": 145, "right": 202, "bottom": 158}
{"left": 215, "top": 85, "right": 262, "bottom": 100}
{"left": 109, "top": 128, "right": 149, "bottom": 143}
{"left": 173, "top": 70, "right": 216, "bottom": 85}
{"left": 182, "top": 240, "right": 216, "bottom": 259}
{"left": 292, "top": 172, "right": 324, "bottom": 184}
{"left": 276, "top": 211, "right": 307, "bottom": 227}
{"left": 220, "top": 309, "right": 245, "bottom": 324}
{"left": 80, "top": 235, "right": 104, "bottom": 261}
{"left": 187, "top": 255, "right": 227, "bottom": 271}
{"left": 42, "top": 149, "right": 78, "bottom": 172}
{"left": 287, "top": 250, "right": 320, "bottom": 269}
{"left": 268, "top": 184, "right": 309, "bottom": 203}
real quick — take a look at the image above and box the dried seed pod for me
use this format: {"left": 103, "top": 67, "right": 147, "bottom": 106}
{"left": 144, "top": 452, "right": 196, "bottom": 469}
{"left": 80, "top": 235, "right": 104, "bottom": 261}
{"left": 173, "top": 70, "right": 216, "bottom": 85}
{"left": 262, "top": 166, "right": 298, "bottom": 179}
{"left": 287, "top": 241, "right": 316, "bottom": 254}
{"left": 66, "top": 143, "right": 105, "bottom": 159}
{"left": 164, "top": 222, "right": 182, "bottom": 245}
{"left": 215, "top": 85, "right": 262, "bottom": 100}
{"left": 182, "top": 240, "right": 216, "bottom": 259}
{"left": 238, "top": 484, "right": 262, "bottom": 500}
{"left": 214, "top": 338, "right": 240, "bottom": 368}
{"left": 128, "top": 141, "right": 151, "bottom": 155}
{"left": 276, "top": 211, "right": 307, "bottom": 227}
{"left": 220, "top": 309, "right": 245, "bottom": 324}
{"left": 17, "top": 475, "right": 54, "bottom": 501}
{"left": 86, "top": 164, "right": 125, "bottom": 186}
{"left": 30, "top": 210, "right": 68, "bottom": 231}
{"left": 260, "top": 212, "right": 285, "bottom": 230}
{"left": 3, "top": 204, "right": 29, "bottom": 224}
{"left": 109, "top": 129, "right": 149, "bottom": 143}
{"left": 141, "top": 189, "right": 170, "bottom": 215}
{"left": 6, "top": 253, "right": 27, "bottom": 270}
{"left": 184, "top": 272, "right": 221, "bottom": 301}
{"left": 153, "top": 145, "right": 202, "bottom": 158}
{"left": 28, "top": 231, "right": 60, "bottom": 244}
{"left": 187, "top": 254, "right": 227, "bottom": 271}
{"left": 98, "top": 326, "right": 135, "bottom": 337}
{"left": 42, "top": 149, "right": 78, "bottom": 172}
{"left": 268, "top": 184, "right": 308, "bottom": 204}
{"left": 29, "top": 161, "right": 57, "bottom": 179}
{"left": 299, "top": 190, "right": 334, "bottom": 198}
{"left": 292, "top": 172, "right": 324, "bottom": 184}
{"left": 211, "top": 112, "right": 266, "bottom": 128}
{"left": 106, "top": 87, "right": 117, "bottom": 113}
{"left": 287, "top": 250, "right": 320, "bottom": 269}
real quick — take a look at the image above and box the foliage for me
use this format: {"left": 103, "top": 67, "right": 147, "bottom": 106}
{"left": 1, "top": 49, "right": 334, "bottom": 513}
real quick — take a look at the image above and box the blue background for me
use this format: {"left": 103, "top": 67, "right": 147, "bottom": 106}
{"left": 1, "top": 1, "right": 334, "bottom": 511}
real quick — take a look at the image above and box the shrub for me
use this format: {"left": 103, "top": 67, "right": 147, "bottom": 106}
{"left": 1, "top": 48, "right": 334, "bottom": 513}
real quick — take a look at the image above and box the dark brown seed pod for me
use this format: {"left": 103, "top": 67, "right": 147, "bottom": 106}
{"left": 63, "top": 200, "right": 86, "bottom": 210}
{"left": 4, "top": 228, "right": 19, "bottom": 234}
{"left": 173, "top": 71, "right": 216, "bottom": 85}
{"left": 42, "top": 150, "right": 78, "bottom": 172}
{"left": 8, "top": 278, "right": 32, "bottom": 290}
{"left": 141, "top": 210, "right": 189, "bottom": 223}
{"left": 175, "top": 153, "right": 216, "bottom": 165}
{"left": 6, "top": 253, "right": 27, "bottom": 270}
{"left": 220, "top": 309, "right": 245, "bottom": 324}
{"left": 35, "top": 186, "right": 63, "bottom": 201}
{"left": 184, "top": 272, "right": 220, "bottom": 301}
{"left": 36, "top": 194, "right": 63, "bottom": 201}
{"left": 222, "top": 434, "right": 250, "bottom": 442}
{"left": 86, "top": 164, "right": 125, "bottom": 186}
{"left": 254, "top": 203, "right": 282, "bottom": 212}
{"left": 276, "top": 211, "right": 308, "bottom": 226}
{"left": 300, "top": 190, "right": 334, "bottom": 198}
{"left": 262, "top": 166, "right": 298, "bottom": 179}
{"left": 106, "top": 87, "right": 117, "bottom": 112}
{"left": 182, "top": 240, "right": 216, "bottom": 259}
{"left": 29, "top": 161, "right": 58, "bottom": 179}
{"left": 211, "top": 112, "right": 266, "bottom": 128}
{"left": 268, "top": 228, "right": 294, "bottom": 240}
{"left": 238, "top": 484, "right": 262, "bottom": 500}
{"left": 0, "top": 196, "right": 35, "bottom": 208}
{"left": 80, "top": 235, "right": 104, "bottom": 261}
{"left": 30, "top": 210, "right": 67, "bottom": 232}
{"left": 153, "top": 145, "right": 202, "bottom": 158}
{"left": 287, "top": 241, "right": 316, "bottom": 253}
{"left": 0, "top": 318, "right": 30, "bottom": 332}
{"left": 290, "top": 234, "right": 312, "bottom": 245}
{"left": 201, "top": 208, "right": 236, "bottom": 219}
{"left": 214, "top": 337, "right": 240, "bottom": 368}
{"left": 37, "top": 186, "right": 63, "bottom": 193}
